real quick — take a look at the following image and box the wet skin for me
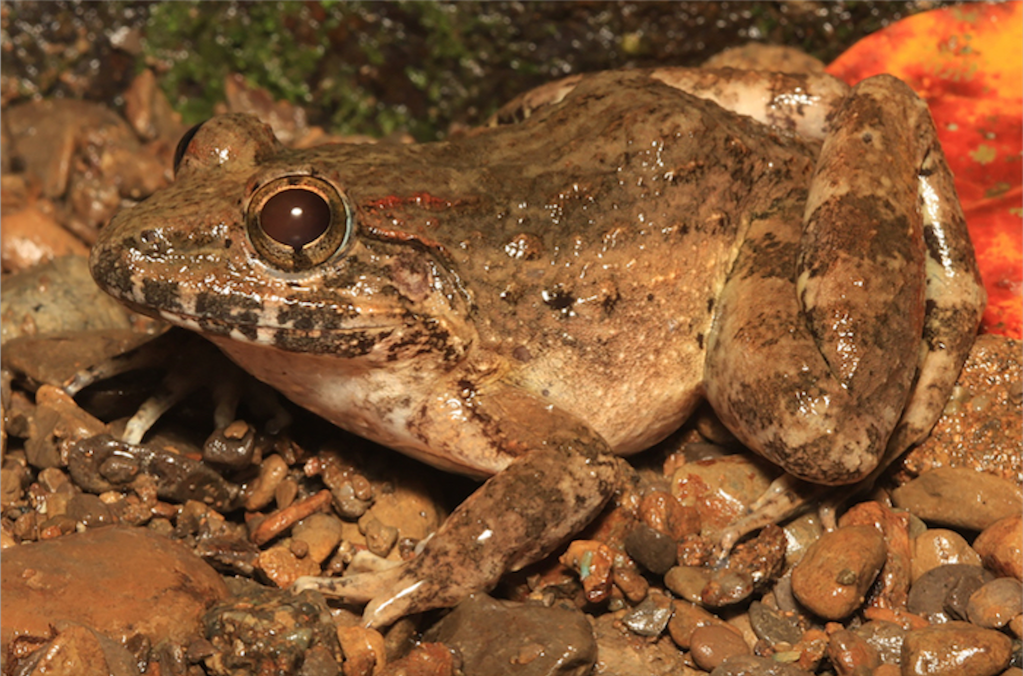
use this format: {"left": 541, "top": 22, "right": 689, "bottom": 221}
{"left": 90, "top": 68, "right": 985, "bottom": 627}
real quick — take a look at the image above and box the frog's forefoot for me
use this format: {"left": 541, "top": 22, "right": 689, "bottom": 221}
{"left": 294, "top": 565, "right": 441, "bottom": 629}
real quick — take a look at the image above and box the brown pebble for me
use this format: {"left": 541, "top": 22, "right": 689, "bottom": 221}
{"left": 1, "top": 526, "right": 227, "bottom": 647}
{"left": 972, "top": 514, "right": 1022, "bottom": 580}
{"left": 664, "top": 565, "right": 710, "bottom": 603}
{"left": 249, "top": 489, "right": 331, "bottom": 546}
{"left": 967, "top": 577, "right": 1023, "bottom": 629}
{"left": 336, "top": 625, "right": 386, "bottom": 676}
{"left": 244, "top": 454, "right": 290, "bottom": 512}
{"left": 667, "top": 600, "right": 739, "bottom": 650}
{"left": 791, "top": 525, "right": 886, "bottom": 620}
{"left": 690, "top": 624, "right": 750, "bottom": 671}
{"left": 911, "top": 528, "right": 982, "bottom": 581}
{"left": 891, "top": 468, "right": 1022, "bottom": 531}
{"left": 292, "top": 512, "right": 343, "bottom": 565}
{"left": 901, "top": 621, "right": 1012, "bottom": 676}
{"left": 257, "top": 543, "right": 320, "bottom": 588}
{"left": 826, "top": 629, "right": 880, "bottom": 676}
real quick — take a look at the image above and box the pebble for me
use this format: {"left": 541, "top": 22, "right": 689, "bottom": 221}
{"left": 891, "top": 468, "right": 1022, "bottom": 531}
{"left": 11, "top": 623, "right": 141, "bottom": 676}
{"left": 853, "top": 620, "right": 905, "bottom": 665}
{"left": 670, "top": 454, "right": 776, "bottom": 533}
{"left": 560, "top": 540, "right": 614, "bottom": 604}
{"left": 972, "top": 514, "right": 1022, "bottom": 580}
{"left": 967, "top": 577, "right": 1023, "bottom": 628}
{"left": 790, "top": 524, "right": 886, "bottom": 619}
{"left": 663, "top": 565, "right": 710, "bottom": 603}
{"left": 292, "top": 513, "right": 344, "bottom": 565}
{"left": 911, "top": 528, "right": 982, "bottom": 581}
{"left": 590, "top": 612, "right": 690, "bottom": 675}
{"left": 825, "top": 629, "right": 880, "bottom": 676}
{"left": 2, "top": 526, "right": 228, "bottom": 648}
{"left": 244, "top": 454, "right": 290, "bottom": 512}
{"left": 667, "top": 600, "right": 739, "bottom": 651}
{"left": 839, "top": 501, "right": 911, "bottom": 610}
{"left": 425, "top": 594, "right": 596, "bottom": 676}
{"left": 690, "top": 624, "right": 750, "bottom": 671}
{"left": 639, "top": 490, "right": 700, "bottom": 540}
{"left": 624, "top": 522, "right": 677, "bottom": 575}
{"left": 748, "top": 600, "right": 803, "bottom": 647}
{"left": 709, "top": 654, "right": 813, "bottom": 676}
{"left": 257, "top": 542, "right": 321, "bottom": 588}
{"left": 621, "top": 591, "right": 673, "bottom": 637}
{"left": 906, "top": 563, "right": 995, "bottom": 623}
{"left": 900, "top": 621, "right": 1013, "bottom": 676}
{"left": 336, "top": 626, "right": 386, "bottom": 676}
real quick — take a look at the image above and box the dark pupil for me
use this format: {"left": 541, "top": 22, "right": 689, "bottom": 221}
{"left": 260, "top": 189, "right": 331, "bottom": 249}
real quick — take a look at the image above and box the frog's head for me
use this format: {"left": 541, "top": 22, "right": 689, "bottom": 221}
{"left": 91, "top": 114, "right": 476, "bottom": 367}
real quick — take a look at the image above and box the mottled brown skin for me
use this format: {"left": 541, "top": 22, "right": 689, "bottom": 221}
{"left": 90, "top": 69, "right": 985, "bottom": 626}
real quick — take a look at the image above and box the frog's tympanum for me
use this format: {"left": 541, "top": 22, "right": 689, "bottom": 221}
{"left": 90, "top": 69, "right": 985, "bottom": 627}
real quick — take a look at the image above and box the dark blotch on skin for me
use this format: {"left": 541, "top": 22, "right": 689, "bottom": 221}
{"left": 543, "top": 288, "right": 575, "bottom": 311}
{"left": 92, "top": 243, "right": 135, "bottom": 296}
{"left": 142, "top": 278, "right": 183, "bottom": 313}
{"left": 195, "top": 291, "right": 262, "bottom": 327}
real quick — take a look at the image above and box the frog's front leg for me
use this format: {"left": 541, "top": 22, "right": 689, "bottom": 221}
{"left": 706, "top": 75, "right": 984, "bottom": 493}
{"left": 295, "top": 382, "right": 621, "bottom": 628}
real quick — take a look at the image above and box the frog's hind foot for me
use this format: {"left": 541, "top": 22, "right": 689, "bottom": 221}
{"left": 715, "top": 474, "right": 828, "bottom": 559}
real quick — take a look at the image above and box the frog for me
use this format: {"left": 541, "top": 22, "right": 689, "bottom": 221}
{"left": 89, "top": 68, "right": 985, "bottom": 628}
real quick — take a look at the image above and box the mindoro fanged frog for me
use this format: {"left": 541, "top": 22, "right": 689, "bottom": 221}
{"left": 90, "top": 68, "right": 985, "bottom": 627}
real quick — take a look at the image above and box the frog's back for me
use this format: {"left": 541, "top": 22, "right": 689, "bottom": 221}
{"left": 418, "top": 72, "right": 820, "bottom": 452}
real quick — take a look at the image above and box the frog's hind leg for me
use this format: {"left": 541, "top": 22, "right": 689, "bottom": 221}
{"left": 706, "top": 76, "right": 983, "bottom": 541}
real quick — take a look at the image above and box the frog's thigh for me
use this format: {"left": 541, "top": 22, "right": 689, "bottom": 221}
{"left": 870, "top": 77, "right": 986, "bottom": 456}
{"left": 708, "top": 86, "right": 947, "bottom": 485}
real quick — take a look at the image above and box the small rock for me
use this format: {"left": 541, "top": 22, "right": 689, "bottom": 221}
{"left": 709, "top": 654, "right": 813, "bottom": 676}
{"left": 611, "top": 565, "right": 649, "bottom": 603}
{"left": 667, "top": 600, "right": 740, "bottom": 651}
{"left": 670, "top": 454, "right": 777, "bottom": 534}
{"left": 912, "top": 528, "right": 982, "bottom": 581}
{"left": 293, "top": 513, "right": 344, "bottom": 565}
{"left": 748, "top": 600, "right": 803, "bottom": 647}
{"left": 624, "top": 523, "right": 677, "bottom": 575}
{"left": 901, "top": 622, "right": 1013, "bottom": 676}
{"left": 663, "top": 565, "right": 710, "bottom": 603}
{"left": 426, "top": 594, "right": 596, "bottom": 676}
{"left": 906, "top": 564, "right": 995, "bottom": 623}
{"left": 621, "top": 591, "right": 673, "bottom": 637}
{"left": 244, "top": 454, "right": 289, "bottom": 512}
{"left": 590, "top": 613, "right": 689, "bottom": 675}
{"left": 65, "top": 492, "right": 113, "bottom": 528}
{"left": 639, "top": 490, "right": 700, "bottom": 540}
{"left": 11, "top": 623, "right": 140, "bottom": 676}
{"left": 258, "top": 542, "right": 321, "bottom": 588}
{"left": 967, "top": 577, "right": 1023, "bottom": 629}
{"left": 376, "top": 643, "right": 457, "bottom": 676}
{"left": 972, "top": 514, "right": 1022, "bottom": 580}
{"left": 203, "top": 578, "right": 341, "bottom": 676}
{"left": 791, "top": 525, "right": 886, "bottom": 619}
{"left": 336, "top": 626, "right": 386, "bottom": 676}
{"left": 853, "top": 620, "right": 906, "bottom": 666}
{"left": 825, "top": 629, "right": 880, "bottom": 676}
{"left": 1, "top": 526, "right": 228, "bottom": 648}
{"left": 891, "top": 468, "right": 1022, "bottom": 531}
{"left": 690, "top": 624, "right": 751, "bottom": 671}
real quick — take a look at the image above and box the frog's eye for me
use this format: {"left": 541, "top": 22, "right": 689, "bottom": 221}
{"left": 246, "top": 176, "right": 353, "bottom": 272}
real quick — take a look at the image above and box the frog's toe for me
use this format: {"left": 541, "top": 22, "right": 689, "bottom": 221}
{"left": 293, "top": 565, "right": 464, "bottom": 629}
{"left": 293, "top": 566, "right": 406, "bottom": 605}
